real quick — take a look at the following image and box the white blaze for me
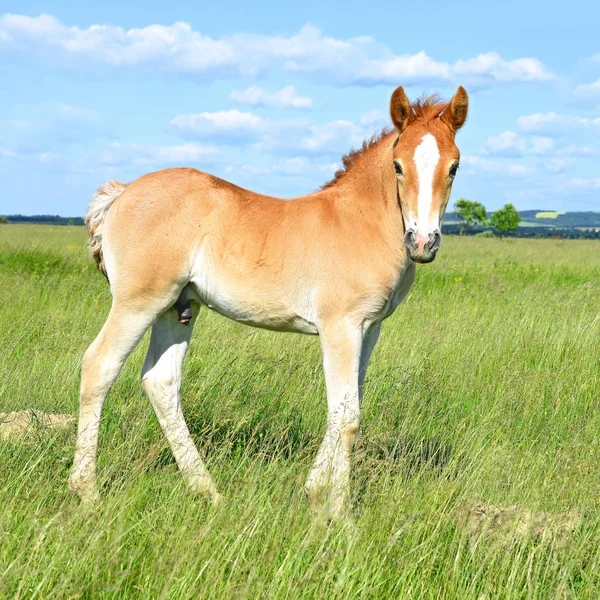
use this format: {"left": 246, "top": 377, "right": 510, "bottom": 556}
{"left": 413, "top": 133, "right": 440, "bottom": 234}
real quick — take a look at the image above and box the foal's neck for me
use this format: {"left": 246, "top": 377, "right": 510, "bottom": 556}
{"left": 331, "top": 135, "right": 404, "bottom": 233}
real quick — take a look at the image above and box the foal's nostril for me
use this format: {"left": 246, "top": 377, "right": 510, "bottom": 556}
{"left": 428, "top": 230, "right": 442, "bottom": 252}
{"left": 404, "top": 229, "right": 417, "bottom": 248}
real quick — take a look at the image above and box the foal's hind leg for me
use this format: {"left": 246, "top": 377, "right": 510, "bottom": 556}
{"left": 69, "top": 307, "right": 154, "bottom": 502}
{"left": 141, "top": 304, "right": 220, "bottom": 503}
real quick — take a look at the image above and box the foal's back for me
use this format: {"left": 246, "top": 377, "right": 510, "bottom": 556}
{"left": 102, "top": 167, "right": 287, "bottom": 300}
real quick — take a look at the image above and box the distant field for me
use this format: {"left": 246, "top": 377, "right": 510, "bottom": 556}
{"left": 1, "top": 224, "right": 599, "bottom": 599}
{"left": 443, "top": 210, "right": 600, "bottom": 238}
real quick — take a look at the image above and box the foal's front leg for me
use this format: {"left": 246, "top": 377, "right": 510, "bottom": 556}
{"left": 306, "top": 320, "right": 363, "bottom": 519}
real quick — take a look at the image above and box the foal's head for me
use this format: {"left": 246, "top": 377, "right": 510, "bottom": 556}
{"left": 390, "top": 86, "right": 469, "bottom": 263}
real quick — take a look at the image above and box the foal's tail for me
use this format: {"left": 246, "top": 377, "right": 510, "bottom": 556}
{"left": 85, "top": 180, "right": 126, "bottom": 278}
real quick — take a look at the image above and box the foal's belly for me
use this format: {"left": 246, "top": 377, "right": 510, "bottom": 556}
{"left": 188, "top": 256, "right": 319, "bottom": 334}
{"left": 203, "top": 298, "right": 319, "bottom": 335}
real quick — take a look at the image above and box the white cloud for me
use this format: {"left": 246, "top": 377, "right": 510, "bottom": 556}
{"left": 0, "top": 14, "right": 555, "bottom": 87}
{"left": 170, "top": 108, "right": 386, "bottom": 155}
{"left": 170, "top": 110, "right": 312, "bottom": 149}
{"left": 473, "top": 124, "right": 600, "bottom": 187}
{"left": 0, "top": 147, "right": 16, "bottom": 158}
{"left": 102, "top": 142, "right": 219, "bottom": 166}
{"left": 274, "top": 157, "right": 338, "bottom": 175}
{"left": 350, "top": 51, "right": 552, "bottom": 87}
{"left": 573, "top": 78, "right": 600, "bottom": 107}
{"left": 279, "top": 110, "right": 388, "bottom": 154}
{"left": 567, "top": 177, "right": 600, "bottom": 192}
{"left": 452, "top": 52, "right": 552, "bottom": 83}
{"left": 481, "top": 131, "right": 555, "bottom": 157}
{"left": 55, "top": 104, "right": 99, "bottom": 120}
{"left": 170, "top": 110, "right": 270, "bottom": 141}
{"left": 462, "top": 155, "right": 534, "bottom": 177}
{"left": 543, "top": 158, "right": 567, "bottom": 174}
{"left": 517, "top": 112, "right": 600, "bottom": 136}
{"left": 359, "top": 110, "right": 388, "bottom": 128}
{"left": 529, "top": 136, "right": 554, "bottom": 155}
{"left": 481, "top": 131, "right": 526, "bottom": 156}
{"left": 300, "top": 120, "right": 368, "bottom": 152}
{"left": 556, "top": 145, "right": 600, "bottom": 157}
{"left": 229, "top": 86, "right": 312, "bottom": 109}
{"left": 38, "top": 151, "right": 51, "bottom": 162}
{"left": 227, "top": 157, "right": 338, "bottom": 178}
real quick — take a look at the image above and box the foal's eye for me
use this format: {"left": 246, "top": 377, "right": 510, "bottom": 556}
{"left": 394, "top": 162, "right": 403, "bottom": 177}
{"left": 449, "top": 163, "right": 459, "bottom": 179}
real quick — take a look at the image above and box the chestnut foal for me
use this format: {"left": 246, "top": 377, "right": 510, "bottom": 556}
{"left": 70, "top": 85, "right": 468, "bottom": 519}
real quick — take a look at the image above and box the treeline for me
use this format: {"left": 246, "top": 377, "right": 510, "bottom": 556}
{"left": 1, "top": 215, "right": 85, "bottom": 225}
{"left": 441, "top": 224, "right": 600, "bottom": 239}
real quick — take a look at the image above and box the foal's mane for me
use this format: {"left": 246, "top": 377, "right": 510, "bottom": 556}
{"left": 320, "top": 128, "right": 393, "bottom": 190}
{"left": 321, "top": 94, "right": 449, "bottom": 190}
{"left": 411, "top": 94, "right": 449, "bottom": 122}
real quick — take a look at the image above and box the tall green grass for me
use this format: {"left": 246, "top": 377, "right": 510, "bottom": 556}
{"left": 0, "top": 224, "right": 599, "bottom": 598}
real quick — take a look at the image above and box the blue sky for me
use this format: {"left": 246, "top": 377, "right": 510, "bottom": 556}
{"left": 0, "top": 0, "right": 599, "bottom": 216}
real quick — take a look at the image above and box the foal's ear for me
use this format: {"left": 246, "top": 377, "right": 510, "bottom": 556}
{"left": 390, "top": 86, "right": 414, "bottom": 133}
{"left": 441, "top": 86, "right": 469, "bottom": 133}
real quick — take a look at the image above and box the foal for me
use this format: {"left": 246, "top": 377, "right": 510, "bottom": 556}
{"left": 70, "top": 85, "right": 468, "bottom": 518}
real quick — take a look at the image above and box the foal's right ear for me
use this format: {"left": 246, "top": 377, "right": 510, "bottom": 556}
{"left": 390, "top": 86, "right": 414, "bottom": 133}
{"left": 441, "top": 86, "right": 469, "bottom": 133}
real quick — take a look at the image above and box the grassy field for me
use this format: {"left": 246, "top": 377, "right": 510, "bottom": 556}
{"left": 0, "top": 224, "right": 599, "bottom": 599}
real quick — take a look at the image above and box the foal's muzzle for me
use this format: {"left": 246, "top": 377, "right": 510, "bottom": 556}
{"left": 404, "top": 228, "right": 442, "bottom": 263}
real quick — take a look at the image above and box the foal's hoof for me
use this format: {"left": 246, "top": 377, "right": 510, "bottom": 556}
{"left": 327, "top": 497, "right": 354, "bottom": 524}
{"left": 305, "top": 478, "right": 329, "bottom": 509}
{"left": 68, "top": 478, "right": 100, "bottom": 506}
{"left": 308, "top": 502, "right": 355, "bottom": 530}
{"left": 306, "top": 484, "right": 352, "bottom": 523}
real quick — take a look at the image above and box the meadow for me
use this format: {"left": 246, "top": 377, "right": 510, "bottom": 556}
{"left": 0, "top": 224, "right": 599, "bottom": 599}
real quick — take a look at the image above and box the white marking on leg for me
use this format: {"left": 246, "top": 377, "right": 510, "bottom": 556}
{"left": 413, "top": 133, "right": 441, "bottom": 236}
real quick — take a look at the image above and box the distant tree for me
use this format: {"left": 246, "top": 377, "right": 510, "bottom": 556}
{"left": 490, "top": 203, "right": 521, "bottom": 237}
{"left": 454, "top": 199, "right": 488, "bottom": 235}
{"left": 0, "top": 216, "right": 7, "bottom": 224}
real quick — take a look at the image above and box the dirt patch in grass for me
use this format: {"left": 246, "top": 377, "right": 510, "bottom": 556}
{"left": 0, "top": 410, "right": 75, "bottom": 440}
{"left": 457, "top": 502, "right": 581, "bottom": 547}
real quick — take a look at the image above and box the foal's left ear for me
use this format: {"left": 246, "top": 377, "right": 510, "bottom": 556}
{"left": 390, "top": 86, "right": 414, "bottom": 133}
{"left": 441, "top": 86, "right": 469, "bottom": 133}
